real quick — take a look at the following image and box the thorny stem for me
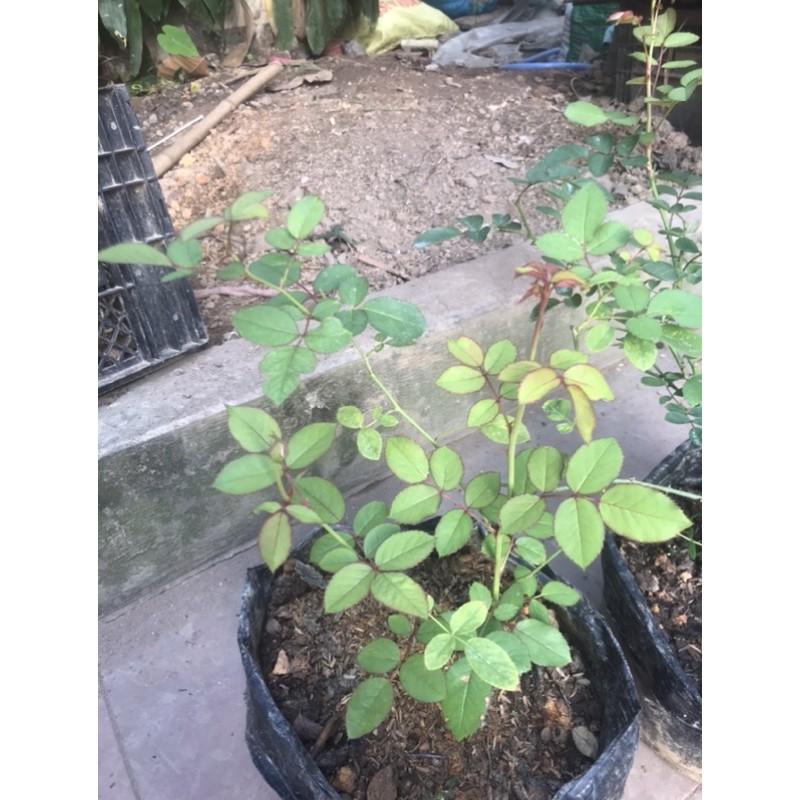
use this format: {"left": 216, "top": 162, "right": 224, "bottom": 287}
{"left": 354, "top": 341, "right": 438, "bottom": 446}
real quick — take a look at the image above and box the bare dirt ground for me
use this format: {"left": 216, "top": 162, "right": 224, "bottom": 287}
{"left": 131, "top": 55, "right": 700, "bottom": 343}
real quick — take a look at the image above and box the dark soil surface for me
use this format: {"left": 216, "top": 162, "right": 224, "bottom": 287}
{"left": 618, "top": 499, "right": 702, "bottom": 689}
{"left": 260, "top": 546, "right": 603, "bottom": 800}
{"left": 129, "top": 55, "right": 701, "bottom": 344}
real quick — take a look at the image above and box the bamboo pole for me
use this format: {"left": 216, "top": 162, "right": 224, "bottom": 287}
{"left": 151, "top": 61, "right": 284, "bottom": 178}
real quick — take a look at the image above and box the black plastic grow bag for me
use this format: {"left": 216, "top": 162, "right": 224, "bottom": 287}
{"left": 239, "top": 526, "right": 641, "bottom": 800}
{"left": 601, "top": 440, "right": 701, "bottom": 780}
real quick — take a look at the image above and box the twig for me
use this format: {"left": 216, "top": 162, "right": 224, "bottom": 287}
{"left": 310, "top": 709, "right": 343, "bottom": 758}
{"left": 356, "top": 253, "right": 407, "bottom": 281}
{"left": 146, "top": 115, "right": 203, "bottom": 152}
{"left": 194, "top": 286, "right": 275, "bottom": 299}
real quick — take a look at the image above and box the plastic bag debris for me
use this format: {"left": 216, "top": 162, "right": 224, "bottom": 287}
{"left": 347, "top": 0, "right": 460, "bottom": 56}
{"left": 425, "top": 0, "right": 498, "bottom": 20}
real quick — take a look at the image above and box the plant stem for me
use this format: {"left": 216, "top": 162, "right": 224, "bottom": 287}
{"left": 245, "top": 267, "right": 311, "bottom": 317}
{"left": 354, "top": 342, "right": 438, "bottom": 446}
{"left": 612, "top": 478, "right": 701, "bottom": 501}
{"left": 675, "top": 530, "right": 702, "bottom": 547}
{"left": 506, "top": 288, "right": 551, "bottom": 496}
{"left": 320, "top": 523, "right": 357, "bottom": 551}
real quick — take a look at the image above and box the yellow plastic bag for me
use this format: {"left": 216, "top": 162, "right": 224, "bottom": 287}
{"left": 348, "top": 0, "right": 459, "bottom": 56}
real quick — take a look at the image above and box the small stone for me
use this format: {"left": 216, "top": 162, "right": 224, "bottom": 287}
{"left": 271, "top": 650, "right": 291, "bottom": 675}
{"left": 195, "top": 174, "right": 210, "bottom": 185}
{"left": 572, "top": 725, "right": 599, "bottom": 759}
{"left": 292, "top": 713, "right": 323, "bottom": 743}
{"left": 333, "top": 766, "right": 357, "bottom": 794}
{"left": 148, "top": 113, "right": 158, "bottom": 125}
{"left": 265, "top": 618, "right": 281, "bottom": 635}
{"left": 367, "top": 766, "right": 397, "bottom": 800}
{"left": 181, "top": 100, "right": 193, "bottom": 108}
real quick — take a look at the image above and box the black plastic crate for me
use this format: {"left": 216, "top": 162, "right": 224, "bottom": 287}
{"left": 98, "top": 85, "right": 207, "bottom": 394}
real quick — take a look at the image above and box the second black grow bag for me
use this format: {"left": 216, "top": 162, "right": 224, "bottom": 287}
{"left": 601, "top": 440, "right": 702, "bottom": 780}
{"left": 239, "top": 525, "right": 641, "bottom": 800}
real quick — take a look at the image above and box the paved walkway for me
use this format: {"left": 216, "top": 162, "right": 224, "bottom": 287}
{"left": 100, "top": 362, "right": 701, "bottom": 799}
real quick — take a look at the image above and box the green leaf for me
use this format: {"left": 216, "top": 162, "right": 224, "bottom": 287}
{"left": 227, "top": 406, "right": 281, "bottom": 453}
{"left": 357, "top": 638, "right": 401, "bottom": 674}
{"left": 249, "top": 253, "right": 301, "bottom": 287}
{"left": 98, "top": 242, "right": 171, "bottom": 267}
{"left": 499, "top": 494, "right": 545, "bottom": 535}
{"left": 285, "top": 504, "right": 322, "bottom": 525}
{"left": 566, "top": 438, "right": 623, "bottom": 493}
{"left": 287, "top": 196, "right": 325, "bottom": 240}
{"left": 385, "top": 436, "right": 429, "bottom": 484}
{"left": 487, "top": 631, "right": 531, "bottom": 674}
{"left": 626, "top": 317, "right": 662, "bottom": 341}
{"left": 588, "top": 152, "right": 614, "bottom": 177}
{"left": 469, "top": 582, "right": 493, "bottom": 608}
{"left": 660, "top": 324, "right": 702, "bottom": 357}
{"left": 565, "top": 101, "right": 609, "bottom": 127}
{"left": 430, "top": 447, "right": 463, "bottom": 491}
{"left": 346, "top": 677, "right": 393, "bottom": 738}
{"left": 234, "top": 305, "right": 298, "bottom": 346}
{"left": 286, "top": 422, "right": 336, "bottom": 469}
{"left": 562, "top": 183, "right": 607, "bottom": 244}
{"left": 228, "top": 191, "right": 271, "bottom": 221}
{"left": 436, "top": 366, "right": 485, "bottom": 395}
{"left": 157, "top": 24, "right": 199, "bottom": 57}
{"left": 599, "top": 484, "right": 692, "bottom": 542}
{"left": 483, "top": 340, "right": 517, "bottom": 375}
{"left": 218, "top": 262, "right": 245, "bottom": 281}
{"left": 337, "top": 406, "right": 363, "bottom": 429}
{"left": 265, "top": 227, "right": 297, "bottom": 250}
{"left": 585, "top": 323, "right": 615, "bottom": 353}
{"left": 363, "top": 523, "right": 401, "bottom": 560}
{"left": 317, "top": 546, "right": 359, "bottom": 573}
{"left": 540, "top": 581, "right": 581, "bottom": 607}
{"left": 310, "top": 532, "right": 355, "bottom": 568}
{"left": 363, "top": 297, "right": 426, "bottom": 345}
{"left": 339, "top": 276, "right": 369, "bottom": 306}
{"left": 324, "top": 563, "right": 374, "bottom": 613}
{"left": 258, "top": 512, "right": 291, "bottom": 571}
{"left": 683, "top": 374, "right": 702, "bottom": 407}
{"left": 648, "top": 289, "right": 701, "bottom": 328}
{"left": 518, "top": 368, "right": 560, "bottom": 404}
{"left": 357, "top": 428, "right": 383, "bottom": 461}
{"left": 515, "top": 537, "right": 546, "bottom": 565}
{"left": 624, "top": 334, "right": 658, "bottom": 371}
{"left": 435, "top": 510, "right": 473, "bottom": 556}
{"left": 465, "top": 637, "right": 519, "bottom": 690}
{"left": 549, "top": 350, "right": 588, "bottom": 370}
{"left": 375, "top": 531, "right": 435, "bottom": 571}
{"left": 354, "top": 501, "right": 389, "bottom": 536}
{"left": 614, "top": 285, "right": 650, "bottom": 313}
{"left": 441, "top": 659, "right": 491, "bottom": 741}
{"left": 297, "top": 241, "right": 330, "bottom": 258}
{"left": 294, "top": 476, "right": 345, "bottom": 523}
{"left": 527, "top": 447, "right": 563, "bottom": 492}
{"left": 587, "top": 222, "right": 630, "bottom": 256}
{"left": 535, "top": 232, "right": 583, "bottom": 263}
{"left": 563, "top": 364, "right": 614, "bottom": 401}
{"left": 389, "top": 485, "right": 441, "bottom": 524}
{"left": 493, "top": 582, "right": 525, "bottom": 621}
{"left": 515, "top": 619, "right": 571, "bottom": 667}
{"left": 213, "top": 454, "right": 277, "bottom": 495}
{"left": 314, "top": 263, "right": 357, "bottom": 293}
{"left": 180, "top": 216, "right": 223, "bottom": 240}
{"left": 450, "top": 601, "right": 488, "bottom": 635}
{"left": 447, "top": 336, "right": 483, "bottom": 367}
{"left": 425, "top": 633, "right": 456, "bottom": 669}
{"left": 371, "top": 572, "right": 429, "bottom": 618}
{"left": 464, "top": 472, "right": 501, "bottom": 510}
{"left": 528, "top": 510, "right": 554, "bottom": 540}
{"left": 664, "top": 32, "right": 700, "bottom": 47}
{"left": 554, "top": 497, "right": 605, "bottom": 568}
{"left": 414, "top": 226, "right": 461, "bottom": 248}
{"left": 399, "top": 654, "right": 445, "bottom": 702}
{"left": 336, "top": 309, "right": 368, "bottom": 335}
{"left": 261, "top": 346, "right": 315, "bottom": 406}
{"left": 467, "top": 399, "right": 500, "bottom": 428}
{"left": 305, "top": 317, "right": 352, "bottom": 354}
{"left": 388, "top": 614, "right": 413, "bottom": 637}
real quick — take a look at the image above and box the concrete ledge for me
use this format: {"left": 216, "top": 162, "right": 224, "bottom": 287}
{"left": 99, "top": 201, "right": 682, "bottom": 614}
